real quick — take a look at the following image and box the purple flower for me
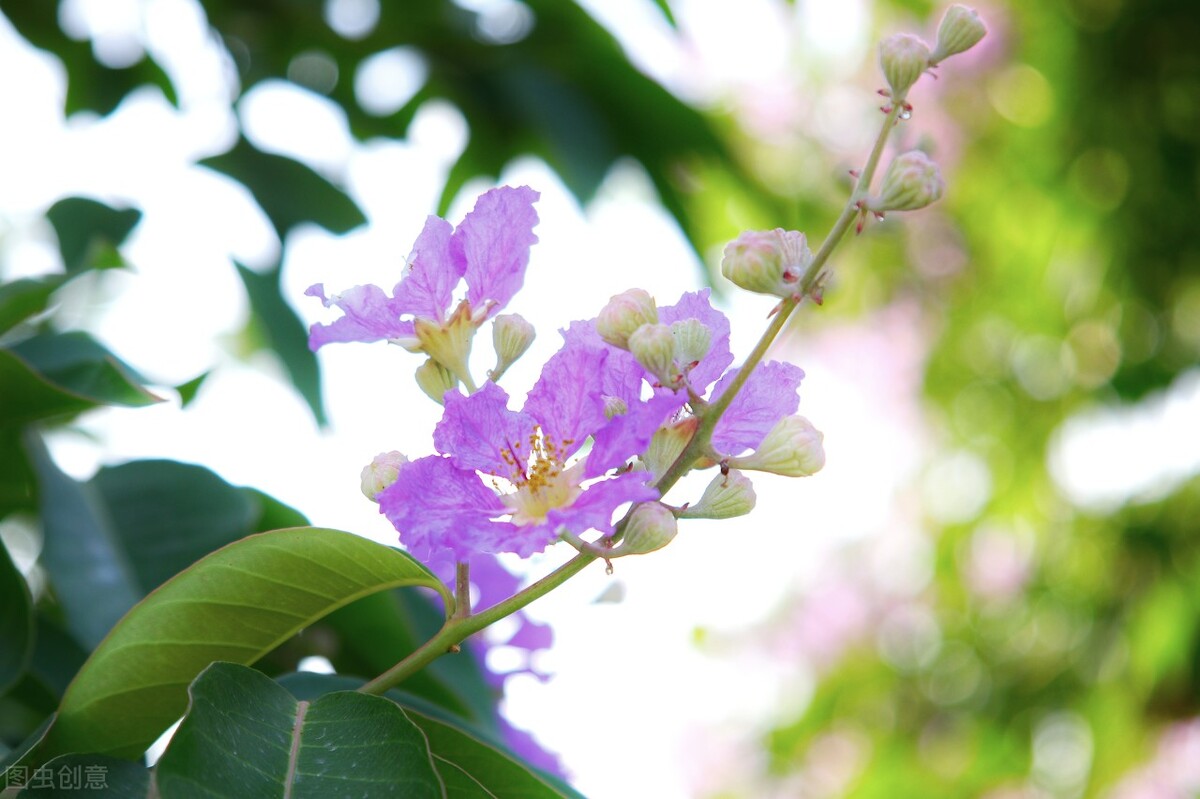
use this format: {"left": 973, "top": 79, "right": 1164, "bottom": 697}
{"left": 379, "top": 337, "right": 669, "bottom": 560}
{"left": 305, "top": 186, "right": 540, "bottom": 352}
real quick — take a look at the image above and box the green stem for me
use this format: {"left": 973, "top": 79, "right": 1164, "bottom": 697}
{"left": 360, "top": 99, "right": 906, "bottom": 698}
{"left": 451, "top": 561, "right": 471, "bottom": 619}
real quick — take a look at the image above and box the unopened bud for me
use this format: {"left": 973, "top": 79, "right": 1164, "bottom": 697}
{"left": 867, "top": 150, "right": 945, "bottom": 213}
{"left": 628, "top": 323, "right": 679, "bottom": 387}
{"left": 361, "top": 451, "right": 409, "bottom": 501}
{"left": 415, "top": 358, "right": 458, "bottom": 404}
{"left": 490, "top": 313, "right": 535, "bottom": 380}
{"left": 931, "top": 5, "right": 987, "bottom": 64}
{"left": 721, "top": 229, "right": 812, "bottom": 299}
{"left": 642, "top": 417, "right": 698, "bottom": 481}
{"left": 879, "top": 33, "right": 931, "bottom": 98}
{"left": 671, "top": 318, "right": 712, "bottom": 370}
{"left": 616, "top": 502, "right": 678, "bottom": 555}
{"left": 728, "top": 415, "right": 825, "bottom": 477}
{"left": 678, "top": 470, "right": 757, "bottom": 520}
{"left": 596, "top": 288, "right": 658, "bottom": 349}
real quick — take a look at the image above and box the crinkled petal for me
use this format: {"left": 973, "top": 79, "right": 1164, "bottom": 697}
{"left": 457, "top": 185, "right": 540, "bottom": 317}
{"left": 391, "top": 215, "right": 460, "bottom": 323}
{"left": 710, "top": 361, "right": 805, "bottom": 454}
{"left": 434, "top": 382, "right": 536, "bottom": 478}
{"left": 541, "top": 471, "right": 659, "bottom": 538}
{"left": 585, "top": 392, "right": 687, "bottom": 478}
{"left": 379, "top": 455, "right": 507, "bottom": 561}
{"left": 658, "top": 289, "right": 733, "bottom": 392}
{"left": 305, "top": 283, "right": 413, "bottom": 350}
{"left": 523, "top": 335, "right": 608, "bottom": 457}
{"left": 562, "top": 319, "right": 644, "bottom": 403}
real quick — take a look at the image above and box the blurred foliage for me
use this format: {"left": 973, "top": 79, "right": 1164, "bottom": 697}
{"left": 1, "top": 0, "right": 1198, "bottom": 795}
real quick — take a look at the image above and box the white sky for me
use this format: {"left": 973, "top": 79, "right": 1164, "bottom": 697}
{"left": 2, "top": 1, "right": 1199, "bottom": 797}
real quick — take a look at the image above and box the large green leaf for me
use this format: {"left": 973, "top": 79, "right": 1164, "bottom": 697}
{"left": 155, "top": 663, "right": 443, "bottom": 798}
{"left": 199, "top": 138, "right": 366, "bottom": 240}
{"left": 13, "top": 753, "right": 149, "bottom": 797}
{"left": 236, "top": 262, "right": 326, "bottom": 425}
{"left": 0, "top": 277, "right": 66, "bottom": 337}
{"left": 44, "top": 199, "right": 142, "bottom": 275}
{"left": 0, "top": 540, "right": 33, "bottom": 697}
{"left": 35, "top": 527, "right": 447, "bottom": 761}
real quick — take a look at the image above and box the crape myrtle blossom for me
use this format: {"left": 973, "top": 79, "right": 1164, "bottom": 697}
{"left": 305, "top": 185, "right": 540, "bottom": 388}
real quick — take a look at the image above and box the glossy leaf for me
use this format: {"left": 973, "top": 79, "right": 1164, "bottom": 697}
{"left": 0, "top": 277, "right": 65, "bottom": 337}
{"left": 236, "top": 262, "right": 327, "bottom": 425}
{"left": 12, "top": 753, "right": 149, "bottom": 797}
{"left": 39, "top": 527, "right": 448, "bottom": 760}
{"left": 45, "top": 198, "right": 142, "bottom": 274}
{"left": 199, "top": 138, "right": 366, "bottom": 240}
{"left": 155, "top": 662, "right": 443, "bottom": 799}
{"left": 0, "top": 540, "right": 33, "bottom": 696}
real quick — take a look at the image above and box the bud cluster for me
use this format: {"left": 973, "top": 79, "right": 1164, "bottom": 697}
{"left": 878, "top": 4, "right": 986, "bottom": 99}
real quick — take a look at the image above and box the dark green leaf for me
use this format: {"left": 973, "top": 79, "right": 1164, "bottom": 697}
{"left": 244, "top": 488, "right": 311, "bottom": 532}
{"left": 13, "top": 753, "right": 148, "bottom": 797}
{"left": 0, "top": 277, "right": 66, "bottom": 337}
{"left": 155, "top": 663, "right": 442, "bottom": 799}
{"left": 24, "top": 433, "right": 142, "bottom": 653}
{"left": 236, "top": 262, "right": 326, "bottom": 425}
{"left": 34, "top": 528, "right": 446, "bottom": 761}
{"left": 3, "top": 333, "right": 161, "bottom": 421}
{"left": 0, "top": 429, "right": 34, "bottom": 517}
{"left": 44, "top": 199, "right": 141, "bottom": 275}
{"left": 0, "top": 540, "right": 33, "bottom": 696}
{"left": 199, "top": 138, "right": 366, "bottom": 239}
{"left": 171, "top": 373, "right": 208, "bottom": 409}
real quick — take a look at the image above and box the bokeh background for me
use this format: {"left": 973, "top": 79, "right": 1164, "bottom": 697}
{"left": 2, "top": 0, "right": 1199, "bottom": 797}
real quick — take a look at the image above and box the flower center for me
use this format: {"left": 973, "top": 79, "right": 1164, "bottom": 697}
{"left": 498, "top": 428, "right": 582, "bottom": 526}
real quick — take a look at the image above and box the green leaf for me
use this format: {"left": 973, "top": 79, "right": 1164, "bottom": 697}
{"left": 12, "top": 753, "right": 148, "bottom": 797}
{"left": 44, "top": 199, "right": 141, "bottom": 275}
{"left": 199, "top": 138, "right": 366, "bottom": 240}
{"left": 2, "top": 333, "right": 161, "bottom": 423}
{"left": 0, "top": 429, "right": 34, "bottom": 517}
{"left": 37, "top": 528, "right": 447, "bottom": 761}
{"left": 236, "top": 262, "right": 327, "bottom": 425}
{"left": 0, "top": 277, "right": 66, "bottom": 337}
{"left": 155, "top": 663, "right": 443, "bottom": 799}
{"left": 171, "top": 373, "right": 208, "bottom": 409}
{"left": 0, "top": 540, "right": 34, "bottom": 696}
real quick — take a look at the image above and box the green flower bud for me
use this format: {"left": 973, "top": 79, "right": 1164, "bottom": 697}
{"left": 642, "top": 417, "right": 698, "bottom": 482}
{"left": 721, "top": 228, "right": 813, "bottom": 299}
{"left": 879, "top": 33, "right": 932, "bottom": 98}
{"left": 628, "top": 323, "right": 680, "bottom": 387}
{"left": 415, "top": 358, "right": 458, "bottom": 404}
{"left": 596, "top": 288, "right": 658, "bottom": 349}
{"left": 867, "top": 150, "right": 945, "bottom": 213}
{"left": 490, "top": 312, "right": 535, "bottom": 380}
{"left": 361, "top": 451, "right": 409, "bottom": 501}
{"left": 678, "top": 469, "right": 757, "bottom": 519}
{"left": 931, "top": 5, "right": 987, "bottom": 64}
{"left": 671, "top": 318, "right": 712, "bottom": 370}
{"left": 727, "top": 415, "right": 825, "bottom": 477}
{"left": 616, "top": 501, "right": 678, "bottom": 555}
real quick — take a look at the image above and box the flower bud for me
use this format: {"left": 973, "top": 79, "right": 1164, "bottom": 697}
{"left": 727, "top": 415, "right": 825, "bottom": 477}
{"left": 678, "top": 469, "right": 757, "bottom": 519}
{"left": 628, "top": 323, "right": 679, "bottom": 387}
{"left": 671, "top": 318, "right": 712, "bottom": 370}
{"left": 931, "top": 5, "right": 987, "bottom": 64}
{"left": 596, "top": 288, "right": 658, "bottom": 349}
{"left": 879, "top": 33, "right": 931, "bottom": 98}
{"left": 490, "top": 313, "right": 535, "bottom": 380}
{"left": 415, "top": 357, "right": 458, "bottom": 404}
{"left": 616, "top": 501, "right": 678, "bottom": 555}
{"left": 642, "top": 417, "right": 697, "bottom": 481}
{"left": 866, "top": 150, "right": 945, "bottom": 213}
{"left": 721, "top": 229, "right": 812, "bottom": 299}
{"left": 361, "top": 451, "right": 409, "bottom": 501}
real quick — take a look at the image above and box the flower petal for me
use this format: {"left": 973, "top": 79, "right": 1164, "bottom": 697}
{"left": 434, "top": 382, "right": 537, "bottom": 478}
{"left": 457, "top": 186, "right": 540, "bottom": 317}
{"left": 306, "top": 283, "right": 413, "bottom": 350}
{"left": 543, "top": 471, "right": 659, "bottom": 538}
{"left": 523, "top": 334, "right": 608, "bottom": 457}
{"left": 658, "top": 289, "right": 733, "bottom": 392}
{"left": 710, "top": 361, "right": 805, "bottom": 454}
{"left": 379, "top": 455, "right": 508, "bottom": 561}
{"left": 585, "top": 392, "right": 686, "bottom": 478}
{"left": 392, "top": 215, "right": 461, "bottom": 323}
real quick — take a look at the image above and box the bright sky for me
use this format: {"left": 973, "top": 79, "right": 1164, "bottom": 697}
{"left": 3, "top": 1, "right": 1199, "bottom": 797}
